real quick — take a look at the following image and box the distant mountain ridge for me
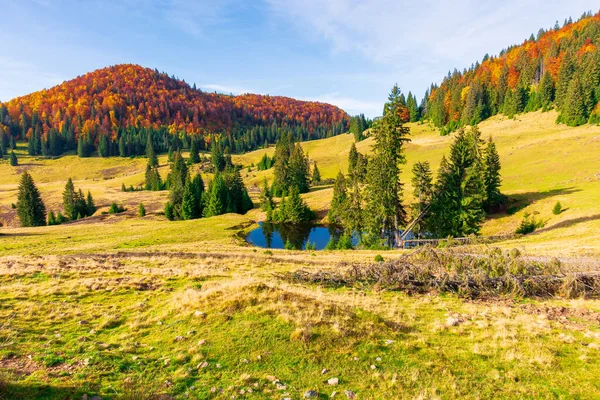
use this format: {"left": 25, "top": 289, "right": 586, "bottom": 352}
{"left": 0, "top": 64, "right": 348, "bottom": 155}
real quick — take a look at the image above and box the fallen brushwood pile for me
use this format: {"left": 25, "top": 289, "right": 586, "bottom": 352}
{"left": 276, "top": 248, "right": 600, "bottom": 299}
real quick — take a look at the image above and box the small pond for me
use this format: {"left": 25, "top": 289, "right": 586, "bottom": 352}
{"left": 246, "top": 222, "right": 358, "bottom": 250}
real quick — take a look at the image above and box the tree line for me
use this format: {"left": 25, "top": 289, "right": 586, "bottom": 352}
{"left": 423, "top": 11, "right": 600, "bottom": 133}
{"left": 326, "top": 85, "right": 504, "bottom": 248}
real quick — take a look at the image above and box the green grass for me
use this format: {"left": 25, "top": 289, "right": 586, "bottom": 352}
{"left": 2, "top": 112, "right": 600, "bottom": 398}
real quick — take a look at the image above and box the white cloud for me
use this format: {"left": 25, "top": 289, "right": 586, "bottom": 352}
{"left": 202, "top": 83, "right": 253, "bottom": 95}
{"left": 304, "top": 93, "right": 382, "bottom": 116}
{"left": 266, "top": 0, "right": 600, "bottom": 67}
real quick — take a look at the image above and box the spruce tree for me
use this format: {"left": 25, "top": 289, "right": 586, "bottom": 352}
{"left": 311, "top": 162, "right": 321, "bottom": 185}
{"left": 561, "top": 76, "right": 588, "bottom": 126}
{"left": 10, "top": 151, "right": 18, "bottom": 166}
{"left": 48, "top": 210, "right": 57, "bottom": 226}
{"left": 204, "top": 174, "right": 227, "bottom": 217}
{"left": 539, "top": 71, "right": 555, "bottom": 109}
{"left": 86, "top": 190, "right": 96, "bottom": 216}
{"left": 410, "top": 161, "right": 433, "bottom": 238}
{"left": 62, "top": 178, "right": 77, "bottom": 220}
{"left": 119, "top": 135, "right": 127, "bottom": 157}
{"left": 429, "top": 128, "right": 486, "bottom": 237}
{"left": 271, "top": 133, "right": 294, "bottom": 196}
{"left": 16, "top": 172, "right": 46, "bottom": 227}
{"left": 288, "top": 144, "right": 310, "bottom": 193}
{"left": 348, "top": 143, "right": 358, "bottom": 175}
{"left": 189, "top": 139, "right": 200, "bottom": 164}
{"left": 482, "top": 137, "right": 503, "bottom": 212}
{"left": 364, "top": 84, "right": 410, "bottom": 246}
{"left": 138, "top": 202, "right": 146, "bottom": 217}
{"left": 145, "top": 164, "right": 163, "bottom": 191}
{"left": 210, "top": 142, "right": 225, "bottom": 172}
{"left": 190, "top": 172, "right": 205, "bottom": 217}
{"left": 260, "top": 177, "right": 274, "bottom": 221}
{"left": 180, "top": 180, "right": 197, "bottom": 220}
{"left": 328, "top": 172, "right": 347, "bottom": 225}
{"left": 146, "top": 133, "right": 158, "bottom": 167}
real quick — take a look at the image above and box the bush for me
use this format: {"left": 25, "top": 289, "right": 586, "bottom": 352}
{"left": 337, "top": 234, "right": 354, "bottom": 250}
{"left": 516, "top": 212, "right": 544, "bottom": 235}
{"left": 374, "top": 254, "right": 384, "bottom": 262}
{"left": 109, "top": 203, "right": 126, "bottom": 214}
{"left": 164, "top": 202, "right": 175, "bottom": 220}
{"left": 138, "top": 202, "right": 146, "bottom": 217}
{"left": 325, "top": 238, "right": 338, "bottom": 250}
{"left": 552, "top": 201, "right": 562, "bottom": 215}
{"left": 305, "top": 241, "right": 316, "bottom": 251}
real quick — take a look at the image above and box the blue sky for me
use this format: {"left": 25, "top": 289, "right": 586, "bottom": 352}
{"left": 1, "top": 0, "right": 599, "bottom": 117}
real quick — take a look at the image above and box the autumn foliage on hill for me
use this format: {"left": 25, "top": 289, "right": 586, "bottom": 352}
{"left": 0, "top": 64, "right": 348, "bottom": 156}
{"left": 424, "top": 11, "right": 600, "bottom": 132}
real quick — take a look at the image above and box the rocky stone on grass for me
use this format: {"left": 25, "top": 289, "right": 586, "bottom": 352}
{"left": 304, "top": 390, "right": 318, "bottom": 398}
{"left": 344, "top": 390, "right": 356, "bottom": 399}
{"left": 446, "top": 316, "right": 460, "bottom": 327}
{"left": 328, "top": 377, "right": 339, "bottom": 386}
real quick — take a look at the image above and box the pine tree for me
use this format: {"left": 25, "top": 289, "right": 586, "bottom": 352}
{"left": 203, "top": 174, "right": 227, "bottom": 217}
{"left": 482, "top": 137, "right": 503, "bottom": 212}
{"left": 138, "top": 202, "right": 146, "bottom": 217}
{"left": 271, "top": 133, "right": 294, "bottom": 196}
{"left": 145, "top": 164, "right": 163, "bottom": 191}
{"left": 348, "top": 143, "right": 358, "bottom": 175}
{"left": 210, "top": 142, "right": 225, "bottom": 172}
{"left": 561, "top": 75, "right": 588, "bottom": 126}
{"left": 260, "top": 177, "right": 274, "bottom": 221}
{"left": 328, "top": 172, "right": 347, "bottom": 225}
{"left": 189, "top": 138, "right": 200, "bottom": 164}
{"left": 429, "top": 128, "right": 486, "bottom": 237}
{"left": 190, "top": 172, "right": 205, "bottom": 217}
{"left": 48, "top": 210, "right": 57, "bottom": 226}
{"left": 16, "top": 172, "right": 46, "bottom": 227}
{"left": 86, "top": 190, "right": 96, "bottom": 216}
{"left": 539, "top": 71, "right": 555, "bottom": 109}
{"left": 364, "top": 84, "right": 410, "bottom": 246}
{"left": 273, "top": 186, "right": 313, "bottom": 224}
{"left": 167, "top": 151, "right": 188, "bottom": 218}
{"left": 288, "top": 144, "right": 310, "bottom": 193}
{"left": 10, "top": 151, "right": 18, "bottom": 166}
{"left": 311, "top": 162, "right": 321, "bottom": 185}
{"left": 62, "top": 178, "right": 77, "bottom": 220}
{"left": 410, "top": 161, "right": 433, "bottom": 238}
{"left": 146, "top": 133, "right": 158, "bottom": 167}
{"left": 119, "top": 135, "right": 127, "bottom": 157}
{"left": 180, "top": 180, "right": 197, "bottom": 220}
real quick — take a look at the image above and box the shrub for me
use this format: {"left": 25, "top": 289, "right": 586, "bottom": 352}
{"left": 164, "top": 202, "right": 175, "bottom": 220}
{"left": 138, "top": 203, "right": 146, "bottom": 217}
{"left": 325, "top": 238, "right": 338, "bottom": 250}
{"left": 516, "top": 212, "right": 544, "bottom": 235}
{"left": 305, "top": 241, "right": 316, "bottom": 251}
{"left": 337, "top": 234, "right": 354, "bottom": 250}
{"left": 109, "top": 203, "right": 125, "bottom": 214}
{"left": 374, "top": 254, "right": 384, "bottom": 262}
{"left": 552, "top": 201, "right": 562, "bottom": 215}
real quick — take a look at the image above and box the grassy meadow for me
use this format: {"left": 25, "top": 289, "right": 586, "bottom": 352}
{"left": 1, "top": 111, "right": 600, "bottom": 399}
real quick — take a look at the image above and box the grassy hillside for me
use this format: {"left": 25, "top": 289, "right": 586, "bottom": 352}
{"left": 1, "top": 112, "right": 600, "bottom": 399}
{"left": 234, "top": 111, "right": 600, "bottom": 256}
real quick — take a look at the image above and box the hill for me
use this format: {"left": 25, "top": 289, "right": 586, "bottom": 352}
{"left": 2, "top": 112, "right": 600, "bottom": 398}
{"left": 0, "top": 64, "right": 349, "bottom": 156}
{"left": 424, "top": 11, "right": 600, "bottom": 132}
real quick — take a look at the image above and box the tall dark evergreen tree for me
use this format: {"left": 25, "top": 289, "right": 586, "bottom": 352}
{"left": 146, "top": 133, "right": 158, "bottom": 167}
{"left": 364, "top": 84, "right": 410, "bottom": 246}
{"left": 16, "top": 172, "right": 46, "bottom": 227}
{"left": 410, "top": 161, "right": 434, "bottom": 238}
{"left": 328, "top": 172, "right": 347, "bottom": 225}
{"left": 189, "top": 139, "right": 200, "bottom": 164}
{"left": 10, "top": 151, "right": 18, "bottom": 166}
{"left": 483, "top": 137, "right": 503, "bottom": 212}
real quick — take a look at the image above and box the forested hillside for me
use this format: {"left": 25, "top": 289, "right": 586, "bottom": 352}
{"left": 0, "top": 64, "right": 348, "bottom": 157}
{"left": 424, "top": 11, "right": 600, "bottom": 133}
